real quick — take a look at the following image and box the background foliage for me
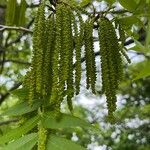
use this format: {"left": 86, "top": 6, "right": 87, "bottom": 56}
{"left": 0, "top": 0, "right": 150, "bottom": 150}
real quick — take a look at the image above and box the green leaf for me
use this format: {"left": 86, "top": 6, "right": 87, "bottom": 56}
{"left": 0, "top": 116, "right": 39, "bottom": 145}
{"left": 0, "top": 0, "right": 6, "bottom": 5}
{"left": 11, "top": 88, "right": 29, "bottom": 100}
{"left": 133, "top": 0, "right": 150, "bottom": 16}
{"left": 141, "top": 104, "right": 150, "bottom": 115}
{"left": 2, "top": 133, "right": 37, "bottom": 150}
{"left": 42, "top": 112, "right": 100, "bottom": 134}
{"left": 119, "top": 0, "right": 138, "bottom": 11}
{"left": 6, "top": 0, "right": 17, "bottom": 25}
{"left": 1, "top": 101, "right": 41, "bottom": 117}
{"left": 129, "top": 40, "right": 150, "bottom": 53}
{"left": 80, "top": 0, "right": 93, "bottom": 7}
{"left": 130, "top": 60, "right": 150, "bottom": 80}
{"left": 105, "top": 0, "right": 115, "bottom": 4}
{"left": 46, "top": 135, "right": 86, "bottom": 150}
{"left": 119, "top": 16, "right": 142, "bottom": 29}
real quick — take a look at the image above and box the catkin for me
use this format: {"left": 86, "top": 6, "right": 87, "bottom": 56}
{"left": 27, "top": 10, "right": 39, "bottom": 105}
{"left": 35, "top": 1, "right": 46, "bottom": 93}
{"left": 42, "top": 15, "right": 55, "bottom": 96}
{"left": 119, "top": 24, "right": 126, "bottom": 46}
{"left": 65, "top": 6, "right": 74, "bottom": 112}
{"left": 98, "top": 17, "right": 123, "bottom": 118}
{"left": 38, "top": 123, "right": 47, "bottom": 150}
{"left": 50, "top": 3, "right": 62, "bottom": 105}
{"left": 26, "top": 0, "right": 46, "bottom": 105}
{"left": 84, "top": 20, "right": 97, "bottom": 93}
{"left": 74, "top": 12, "right": 84, "bottom": 95}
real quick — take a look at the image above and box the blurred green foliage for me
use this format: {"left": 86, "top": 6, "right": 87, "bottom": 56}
{"left": 0, "top": 0, "right": 150, "bottom": 149}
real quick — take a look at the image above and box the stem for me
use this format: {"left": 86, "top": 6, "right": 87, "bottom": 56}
{"left": 0, "top": 25, "right": 33, "bottom": 33}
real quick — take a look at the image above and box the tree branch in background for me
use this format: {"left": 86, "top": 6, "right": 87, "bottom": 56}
{"left": 0, "top": 118, "right": 19, "bottom": 126}
{"left": 6, "top": 18, "right": 34, "bottom": 47}
{"left": 0, "top": 59, "right": 30, "bottom": 65}
{"left": 0, "top": 25, "right": 33, "bottom": 33}
{"left": 0, "top": 82, "right": 22, "bottom": 105}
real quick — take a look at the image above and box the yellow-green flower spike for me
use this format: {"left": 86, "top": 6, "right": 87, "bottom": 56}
{"left": 84, "top": 21, "right": 91, "bottom": 89}
{"left": 28, "top": 7, "right": 40, "bottom": 105}
{"left": 98, "top": 17, "right": 124, "bottom": 118}
{"left": 64, "top": 6, "right": 74, "bottom": 112}
{"left": 34, "top": 0, "right": 46, "bottom": 93}
{"left": 84, "top": 20, "right": 97, "bottom": 93}
{"left": 50, "top": 3, "right": 62, "bottom": 105}
{"left": 42, "top": 15, "right": 56, "bottom": 96}
{"left": 38, "top": 123, "right": 47, "bottom": 150}
{"left": 59, "top": 4, "right": 71, "bottom": 91}
{"left": 73, "top": 12, "right": 84, "bottom": 95}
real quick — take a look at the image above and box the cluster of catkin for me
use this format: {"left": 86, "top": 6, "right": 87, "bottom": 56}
{"left": 24, "top": 0, "right": 130, "bottom": 120}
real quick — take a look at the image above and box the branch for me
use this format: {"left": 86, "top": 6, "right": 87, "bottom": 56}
{"left": 0, "top": 82, "right": 22, "bottom": 104}
{"left": 0, "top": 118, "right": 19, "bottom": 126}
{"left": 0, "top": 25, "right": 33, "bottom": 33}
{"left": 7, "top": 18, "right": 34, "bottom": 47}
{"left": 0, "top": 4, "right": 6, "bottom": 9}
{"left": 0, "top": 59, "right": 30, "bottom": 65}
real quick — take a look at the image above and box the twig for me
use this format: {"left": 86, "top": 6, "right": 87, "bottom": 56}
{"left": 0, "top": 25, "right": 33, "bottom": 33}
{"left": 0, "top": 82, "right": 22, "bottom": 104}
{"left": 0, "top": 59, "right": 30, "bottom": 65}
{"left": 0, "top": 4, "right": 6, "bottom": 9}
{"left": 0, "top": 118, "right": 19, "bottom": 126}
{"left": 7, "top": 18, "right": 34, "bottom": 47}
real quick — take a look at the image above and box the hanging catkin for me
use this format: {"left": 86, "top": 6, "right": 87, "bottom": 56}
{"left": 59, "top": 4, "right": 71, "bottom": 95}
{"left": 74, "top": 12, "right": 84, "bottom": 95}
{"left": 25, "top": 0, "right": 46, "bottom": 105}
{"left": 42, "top": 15, "right": 55, "bottom": 96}
{"left": 34, "top": 1, "right": 46, "bottom": 93}
{"left": 26, "top": 9, "right": 40, "bottom": 105}
{"left": 118, "top": 22, "right": 131, "bottom": 64}
{"left": 64, "top": 6, "right": 74, "bottom": 112}
{"left": 98, "top": 17, "right": 124, "bottom": 118}
{"left": 38, "top": 123, "right": 47, "bottom": 150}
{"left": 50, "top": 3, "right": 62, "bottom": 106}
{"left": 84, "top": 20, "right": 97, "bottom": 93}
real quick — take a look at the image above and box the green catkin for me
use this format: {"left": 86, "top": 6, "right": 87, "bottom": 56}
{"left": 118, "top": 23, "right": 131, "bottom": 64}
{"left": 59, "top": 4, "right": 70, "bottom": 93}
{"left": 88, "top": 21, "right": 97, "bottom": 94}
{"left": 50, "top": 3, "right": 62, "bottom": 106}
{"left": 98, "top": 17, "right": 124, "bottom": 119}
{"left": 65, "top": 6, "right": 74, "bottom": 112}
{"left": 42, "top": 15, "right": 55, "bottom": 96}
{"left": 118, "top": 23, "right": 126, "bottom": 46}
{"left": 28, "top": 70, "right": 37, "bottom": 105}
{"left": 23, "top": 69, "right": 31, "bottom": 89}
{"left": 74, "top": 12, "right": 83, "bottom": 95}
{"left": 23, "top": 69, "right": 36, "bottom": 106}
{"left": 28, "top": 0, "right": 46, "bottom": 105}
{"left": 84, "top": 20, "right": 97, "bottom": 93}
{"left": 84, "top": 21, "right": 91, "bottom": 89}
{"left": 35, "top": 0, "right": 45, "bottom": 93}
{"left": 28, "top": 8, "right": 40, "bottom": 105}
{"left": 38, "top": 123, "right": 47, "bottom": 150}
